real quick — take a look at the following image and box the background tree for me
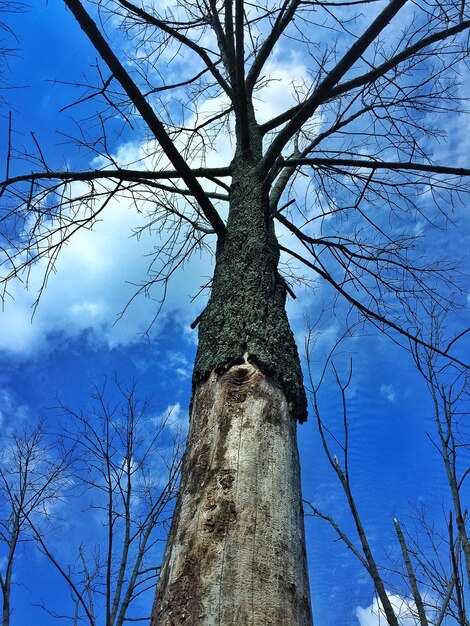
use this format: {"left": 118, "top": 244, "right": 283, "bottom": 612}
{"left": 304, "top": 320, "right": 469, "bottom": 626}
{"left": 0, "top": 1, "right": 23, "bottom": 93}
{"left": 0, "top": 422, "right": 70, "bottom": 626}
{"left": 30, "top": 382, "right": 182, "bottom": 626}
{"left": 1, "top": 0, "right": 470, "bottom": 624}
{"left": 412, "top": 325, "right": 470, "bottom": 591}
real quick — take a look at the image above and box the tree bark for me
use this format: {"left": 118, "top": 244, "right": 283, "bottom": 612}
{"left": 193, "top": 156, "right": 307, "bottom": 424}
{"left": 152, "top": 155, "right": 312, "bottom": 625}
{"left": 152, "top": 363, "right": 312, "bottom": 625}
{"left": 2, "top": 590, "right": 10, "bottom": 626}
{"left": 394, "top": 518, "right": 428, "bottom": 626}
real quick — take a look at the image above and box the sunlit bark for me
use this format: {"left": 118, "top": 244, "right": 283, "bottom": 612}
{"left": 153, "top": 365, "right": 311, "bottom": 626}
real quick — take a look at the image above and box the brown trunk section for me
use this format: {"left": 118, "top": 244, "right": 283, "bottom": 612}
{"left": 152, "top": 360, "right": 312, "bottom": 625}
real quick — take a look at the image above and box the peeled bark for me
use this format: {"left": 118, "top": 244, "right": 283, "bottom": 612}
{"left": 152, "top": 361, "right": 312, "bottom": 625}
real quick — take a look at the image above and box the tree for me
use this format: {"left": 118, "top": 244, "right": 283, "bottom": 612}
{"left": 0, "top": 422, "right": 70, "bottom": 626}
{"left": 304, "top": 320, "right": 469, "bottom": 625}
{"left": 1, "top": 1, "right": 470, "bottom": 624}
{"left": 0, "top": 1, "right": 23, "bottom": 92}
{"left": 29, "top": 382, "right": 182, "bottom": 626}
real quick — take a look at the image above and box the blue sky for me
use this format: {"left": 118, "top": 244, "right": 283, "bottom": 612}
{"left": 0, "top": 2, "right": 469, "bottom": 625}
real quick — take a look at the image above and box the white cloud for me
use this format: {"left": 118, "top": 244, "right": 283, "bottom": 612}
{"left": 380, "top": 384, "right": 397, "bottom": 404}
{"left": 166, "top": 351, "right": 192, "bottom": 380}
{"left": 0, "top": 388, "right": 29, "bottom": 429}
{"left": 0, "top": 189, "right": 213, "bottom": 356}
{"left": 153, "top": 402, "right": 189, "bottom": 435}
{"left": 356, "top": 592, "right": 432, "bottom": 626}
{"left": 254, "top": 54, "right": 310, "bottom": 125}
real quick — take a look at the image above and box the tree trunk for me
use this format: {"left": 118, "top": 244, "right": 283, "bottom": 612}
{"left": 151, "top": 157, "right": 313, "bottom": 625}
{"left": 152, "top": 364, "right": 312, "bottom": 625}
{"left": 2, "top": 591, "right": 10, "bottom": 626}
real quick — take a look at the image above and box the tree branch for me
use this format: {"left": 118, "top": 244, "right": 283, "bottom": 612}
{"left": 304, "top": 501, "right": 369, "bottom": 569}
{"left": 281, "top": 157, "right": 470, "bottom": 178}
{"left": 63, "top": 0, "right": 227, "bottom": 238}
{"left": 260, "top": 0, "right": 408, "bottom": 172}
{"left": 246, "top": 0, "right": 301, "bottom": 95}
{"left": 328, "top": 19, "right": 470, "bottom": 102}
{"left": 260, "top": 18, "right": 470, "bottom": 135}
{"left": 0, "top": 166, "right": 231, "bottom": 190}
{"left": 234, "top": 0, "right": 251, "bottom": 155}
{"left": 279, "top": 244, "right": 469, "bottom": 369}
{"left": 27, "top": 514, "right": 96, "bottom": 626}
{"left": 115, "top": 0, "right": 232, "bottom": 97}
{"left": 394, "top": 517, "right": 429, "bottom": 626}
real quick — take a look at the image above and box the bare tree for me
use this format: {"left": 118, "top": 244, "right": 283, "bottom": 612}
{"left": 29, "top": 382, "right": 182, "bottom": 626}
{"left": 0, "top": 421, "right": 70, "bottom": 626}
{"left": 304, "top": 328, "right": 403, "bottom": 626}
{"left": 412, "top": 328, "right": 470, "bottom": 589}
{"left": 1, "top": 1, "right": 470, "bottom": 623}
{"left": 304, "top": 322, "right": 469, "bottom": 626}
{"left": 391, "top": 508, "right": 469, "bottom": 626}
{"left": 0, "top": 1, "right": 23, "bottom": 92}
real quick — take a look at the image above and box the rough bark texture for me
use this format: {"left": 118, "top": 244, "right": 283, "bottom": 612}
{"left": 152, "top": 362, "right": 312, "bottom": 625}
{"left": 153, "top": 150, "right": 312, "bottom": 623}
{"left": 193, "top": 157, "right": 308, "bottom": 424}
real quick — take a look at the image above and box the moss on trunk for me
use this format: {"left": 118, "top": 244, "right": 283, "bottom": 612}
{"left": 193, "top": 157, "right": 307, "bottom": 423}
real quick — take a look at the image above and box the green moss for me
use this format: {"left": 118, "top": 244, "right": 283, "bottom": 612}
{"left": 193, "top": 159, "right": 308, "bottom": 423}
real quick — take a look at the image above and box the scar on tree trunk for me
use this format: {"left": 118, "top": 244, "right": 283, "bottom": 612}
{"left": 152, "top": 361, "right": 312, "bottom": 626}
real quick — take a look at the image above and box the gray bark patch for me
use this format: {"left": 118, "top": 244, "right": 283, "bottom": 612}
{"left": 152, "top": 366, "right": 313, "bottom": 625}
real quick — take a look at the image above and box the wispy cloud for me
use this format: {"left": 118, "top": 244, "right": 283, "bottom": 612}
{"left": 0, "top": 388, "right": 29, "bottom": 429}
{"left": 380, "top": 383, "right": 397, "bottom": 404}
